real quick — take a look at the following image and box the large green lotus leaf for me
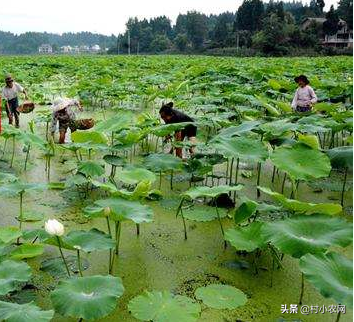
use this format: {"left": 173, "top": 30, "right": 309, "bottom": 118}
{"left": 326, "top": 146, "right": 353, "bottom": 170}
{"left": 128, "top": 290, "right": 201, "bottom": 322}
{"left": 0, "top": 182, "right": 46, "bottom": 196}
{"left": 183, "top": 185, "right": 243, "bottom": 200}
{"left": 103, "top": 155, "right": 126, "bottom": 167}
{"left": 300, "top": 252, "right": 353, "bottom": 307}
{"left": 63, "top": 229, "right": 115, "bottom": 252}
{"left": 211, "top": 136, "right": 268, "bottom": 162}
{"left": 95, "top": 198, "right": 153, "bottom": 223}
{"left": 234, "top": 200, "right": 258, "bottom": 224}
{"left": 117, "top": 167, "right": 156, "bottom": 184}
{"left": 264, "top": 215, "right": 352, "bottom": 258}
{"left": 258, "top": 187, "right": 342, "bottom": 215}
{"left": 94, "top": 112, "right": 134, "bottom": 132}
{"left": 0, "top": 227, "right": 22, "bottom": 244}
{"left": 78, "top": 161, "right": 105, "bottom": 177}
{"left": 0, "top": 301, "right": 54, "bottom": 322}
{"left": 71, "top": 130, "right": 108, "bottom": 145}
{"left": 19, "top": 132, "right": 46, "bottom": 149}
{"left": 51, "top": 275, "right": 124, "bottom": 321}
{"left": 152, "top": 122, "right": 194, "bottom": 137}
{"left": 217, "top": 121, "right": 261, "bottom": 137}
{"left": 19, "top": 211, "right": 44, "bottom": 222}
{"left": 183, "top": 206, "right": 227, "bottom": 222}
{"left": 0, "top": 260, "right": 32, "bottom": 295}
{"left": 259, "top": 119, "right": 297, "bottom": 137}
{"left": 145, "top": 153, "right": 183, "bottom": 172}
{"left": 22, "top": 229, "right": 51, "bottom": 243}
{"left": 224, "top": 222, "right": 268, "bottom": 252}
{"left": 195, "top": 284, "right": 247, "bottom": 309}
{"left": 271, "top": 143, "right": 331, "bottom": 181}
{"left": 10, "top": 244, "right": 44, "bottom": 260}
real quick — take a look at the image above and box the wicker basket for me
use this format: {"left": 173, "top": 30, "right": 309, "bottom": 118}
{"left": 76, "top": 118, "right": 95, "bottom": 130}
{"left": 17, "top": 102, "right": 35, "bottom": 113}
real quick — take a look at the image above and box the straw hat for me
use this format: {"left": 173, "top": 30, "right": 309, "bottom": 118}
{"left": 52, "top": 98, "right": 74, "bottom": 112}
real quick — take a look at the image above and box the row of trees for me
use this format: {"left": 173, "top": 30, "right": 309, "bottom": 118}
{"left": 0, "top": 31, "right": 117, "bottom": 54}
{"left": 109, "top": 0, "right": 352, "bottom": 55}
{"left": 0, "top": 0, "right": 352, "bottom": 55}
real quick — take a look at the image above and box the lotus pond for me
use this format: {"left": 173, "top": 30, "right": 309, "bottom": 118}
{"left": 0, "top": 55, "right": 352, "bottom": 322}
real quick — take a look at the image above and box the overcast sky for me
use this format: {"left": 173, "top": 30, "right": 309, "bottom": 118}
{"left": 0, "top": 0, "right": 338, "bottom": 36}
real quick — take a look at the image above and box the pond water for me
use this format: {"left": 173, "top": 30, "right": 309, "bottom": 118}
{"left": 0, "top": 111, "right": 352, "bottom": 322}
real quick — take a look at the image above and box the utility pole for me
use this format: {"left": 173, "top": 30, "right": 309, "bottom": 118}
{"left": 127, "top": 30, "right": 131, "bottom": 55}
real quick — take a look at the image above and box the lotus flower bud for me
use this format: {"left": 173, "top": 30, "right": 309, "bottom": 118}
{"left": 104, "top": 207, "right": 111, "bottom": 217}
{"left": 45, "top": 219, "right": 65, "bottom": 236}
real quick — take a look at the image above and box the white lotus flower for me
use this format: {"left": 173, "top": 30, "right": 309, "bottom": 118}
{"left": 45, "top": 219, "right": 65, "bottom": 236}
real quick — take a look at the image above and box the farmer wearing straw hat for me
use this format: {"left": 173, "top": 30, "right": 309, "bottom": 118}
{"left": 50, "top": 98, "right": 83, "bottom": 144}
{"left": 1, "top": 75, "right": 28, "bottom": 127}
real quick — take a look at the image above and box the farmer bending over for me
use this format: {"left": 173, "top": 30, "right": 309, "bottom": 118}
{"left": 50, "top": 98, "right": 83, "bottom": 144}
{"left": 159, "top": 102, "right": 197, "bottom": 158}
{"left": 1, "top": 74, "right": 28, "bottom": 128}
{"left": 291, "top": 75, "right": 317, "bottom": 113}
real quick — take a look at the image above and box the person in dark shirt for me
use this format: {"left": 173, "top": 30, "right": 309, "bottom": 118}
{"left": 159, "top": 102, "right": 197, "bottom": 158}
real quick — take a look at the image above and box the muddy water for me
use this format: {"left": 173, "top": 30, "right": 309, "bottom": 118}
{"left": 0, "top": 112, "right": 352, "bottom": 322}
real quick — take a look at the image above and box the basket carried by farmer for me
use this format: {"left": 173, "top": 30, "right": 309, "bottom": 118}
{"left": 17, "top": 101, "right": 35, "bottom": 113}
{"left": 76, "top": 118, "right": 95, "bottom": 130}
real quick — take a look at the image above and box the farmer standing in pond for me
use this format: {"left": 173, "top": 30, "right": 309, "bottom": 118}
{"left": 50, "top": 98, "right": 83, "bottom": 144}
{"left": 1, "top": 75, "right": 28, "bottom": 128}
{"left": 159, "top": 102, "right": 197, "bottom": 159}
{"left": 291, "top": 75, "right": 317, "bottom": 113}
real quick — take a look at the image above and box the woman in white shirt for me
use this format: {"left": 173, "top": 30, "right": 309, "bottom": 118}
{"left": 291, "top": 75, "right": 317, "bottom": 113}
{"left": 1, "top": 75, "right": 28, "bottom": 127}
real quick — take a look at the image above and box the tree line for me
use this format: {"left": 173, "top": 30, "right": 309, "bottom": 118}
{"left": 0, "top": 0, "right": 352, "bottom": 56}
{"left": 110, "top": 0, "right": 352, "bottom": 56}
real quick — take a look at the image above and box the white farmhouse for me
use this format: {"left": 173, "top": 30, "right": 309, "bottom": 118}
{"left": 38, "top": 44, "right": 53, "bottom": 53}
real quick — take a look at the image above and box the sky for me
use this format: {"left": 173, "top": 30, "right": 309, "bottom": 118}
{"left": 0, "top": 0, "right": 338, "bottom": 36}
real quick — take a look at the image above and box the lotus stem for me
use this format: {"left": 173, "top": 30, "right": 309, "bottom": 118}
{"left": 45, "top": 122, "right": 49, "bottom": 141}
{"left": 229, "top": 157, "right": 234, "bottom": 185}
{"left": 225, "top": 159, "right": 229, "bottom": 183}
{"left": 56, "top": 236, "right": 71, "bottom": 277}
{"left": 106, "top": 217, "right": 113, "bottom": 274}
{"left": 336, "top": 310, "right": 341, "bottom": 322}
{"left": 214, "top": 202, "right": 226, "bottom": 249}
{"left": 180, "top": 207, "right": 187, "bottom": 240}
{"left": 271, "top": 165, "right": 276, "bottom": 183}
{"left": 76, "top": 249, "right": 83, "bottom": 277}
{"left": 256, "top": 162, "right": 262, "bottom": 198}
{"left": 341, "top": 167, "right": 348, "bottom": 207}
{"left": 233, "top": 158, "right": 240, "bottom": 202}
{"left": 24, "top": 145, "right": 30, "bottom": 171}
{"left": 10, "top": 135, "right": 15, "bottom": 168}
{"left": 115, "top": 221, "right": 121, "bottom": 255}
{"left": 281, "top": 173, "right": 287, "bottom": 194}
{"left": 299, "top": 272, "right": 304, "bottom": 305}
